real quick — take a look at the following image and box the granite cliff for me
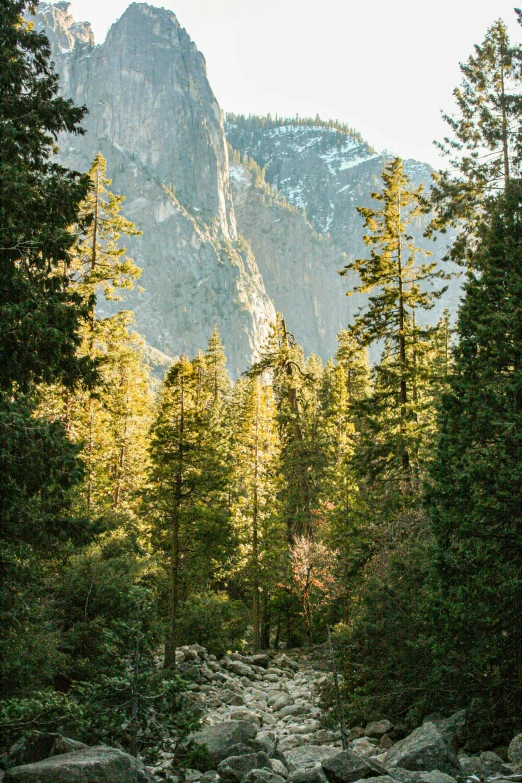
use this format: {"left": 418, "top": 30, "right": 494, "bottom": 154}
{"left": 32, "top": 2, "right": 275, "bottom": 377}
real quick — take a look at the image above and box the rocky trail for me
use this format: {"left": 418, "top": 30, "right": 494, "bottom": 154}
{"left": 154, "top": 646, "right": 522, "bottom": 783}
{"left": 3, "top": 644, "right": 522, "bottom": 783}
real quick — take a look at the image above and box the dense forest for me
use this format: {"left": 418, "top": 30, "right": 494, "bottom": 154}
{"left": 1, "top": 1, "right": 521, "bottom": 776}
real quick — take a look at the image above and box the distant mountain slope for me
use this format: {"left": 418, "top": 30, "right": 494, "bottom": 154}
{"left": 226, "top": 115, "right": 460, "bottom": 324}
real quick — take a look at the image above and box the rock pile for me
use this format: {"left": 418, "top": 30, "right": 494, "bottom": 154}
{"left": 3, "top": 643, "right": 522, "bottom": 783}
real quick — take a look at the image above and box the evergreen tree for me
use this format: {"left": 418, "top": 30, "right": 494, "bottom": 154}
{"left": 343, "top": 157, "right": 447, "bottom": 479}
{"left": 229, "top": 377, "right": 282, "bottom": 650}
{"left": 428, "top": 19, "right": 522, "bottom": 265}
{"left": 0, "top": 0, "right": 91, "bottom": 392}
{"left": 148, "top": 334, "right": 235, "bottom": 668}
{"left": 71, "top": 152, "right": 142, "bottom": 512}
{"left": 249, "top": 315, "right": 320, "bottom": 541}
{"left": 426, "top": 179, "right": 522, "bottom": 733}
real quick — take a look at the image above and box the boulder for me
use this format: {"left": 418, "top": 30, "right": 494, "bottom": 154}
{"left": 217, "top": 753, "right": 272, "bottom": 783}
{"left": 227, "top": 661, "right": 256, "bottom": 679}
{"left": 192, "top": 722, "right": 258, "bottom": 767}
{"left": 417, "top": 773, "right": 457, "bottom": 783}
{"left": 4, "top": 746, "right": 151, "bottom": 782}
{"left": 200, "top": 773, "right": 220, "bottom": 783}
{"left": 380, "top": 738, "right": 394, "bottom": 751}
{"left": 321, "top": 751, "right": 388, "bottom": 783}
{"left": 288, "top": 770, "right": 328, "bottom": 783}
{"left": 349, "top": 728, "right": 366, "bottom": 741}
{"left": 385, "top": 723, "right": 462, "bottom": 777}
{"left": 226, "top": 744, "right": 258, "bottom": 758}
{"left": 283, "top": 746, "right": 339, "bottom": 773}
{"left": 479, "top": 751, "right": 505, "bottom": 777}
{"left": 252, "top": 732, "right": 277, "bottom": 757}
{"left": 386, "top": 770, "right": 422, "bottom": 783}
{"left": 365, "top": 723, "right": 395, "bottom": 741}
{"left": 251, "top": 655, "right": 271, "bottom": 669}
{"left": 350, "top": 739, "right": 380, "bottom": 759}
{"left": 278, "top": 706, "right": 311, "bottom": 720}
{"left": 243, "top": 771, "right": 286, "bottom": 783}
{"left": 268, "top": 693, "right": 293, "bottom": 711}
{"left": 352, "top": 778, "right": 395, "bottom": 783}
{"left": 49, "top": 737, "right": 89, "bottom": 757}
{"left": 424, "top": 712, "right": 466, "bottom": 751}
{"left": 271, "top": 760, "right": 289, "bottom": 777}
{"left": 224, "top": 692, "right": 247, "bottom": 707}
{"left": 509, "top": 735, "right": 522, "bottom": 765}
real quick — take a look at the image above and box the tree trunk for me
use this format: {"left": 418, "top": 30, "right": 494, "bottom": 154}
{"left": 252, "top": 388, "right": 261, "bottom": 652}
{"left": 397, "top": 187, "right": 410, "bottom": 473}
{"left": 164, "top": 375, "right": 184, "bottom": 669}
{"left": 260, "top": 587, "right": 270, "bottom": 649}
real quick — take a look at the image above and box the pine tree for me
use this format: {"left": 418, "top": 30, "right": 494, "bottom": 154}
{"left": 0, "top": 0, "right": 91, "bottom": 391}
{"left": 426, "top": 179, "right": 522, "bottom": 730}
{"left": 343, "top": 157, "right": 447, "bottom": 479}
{"left": 229, "top": 377, "right": 282, "bottom": 650}
{"left": 249, "top": 315, "right": 320, "bottom": 541}
{"left": 72, "top": 153, "right": 142, "bottom": 512}
{"left": 149, "top": 335, "right": 235, "bottom": 668}
{"left": 428, "top": 19, "right": 522, "bottom": 265}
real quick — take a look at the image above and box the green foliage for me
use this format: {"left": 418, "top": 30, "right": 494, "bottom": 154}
{"left": 0, "top": 0, "right": 92, "bottom": 392}
{"left": 176, "top": 593, "right": 249, "bottom": 657}
{"left": 425, "top": 179, "right": 522, "bottom": 737}
{"left": 428, "top": 19, "right": 522, "bottom": 265}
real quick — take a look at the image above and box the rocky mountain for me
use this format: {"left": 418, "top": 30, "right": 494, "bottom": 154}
{"left": 31, "top": 2, "right": 276, "bottom": 377}
{"left": 31, "top": 4, "right": 459, "bottom": 375}
{"left": 226, "top": 117, "right": 461, "bottom": 324}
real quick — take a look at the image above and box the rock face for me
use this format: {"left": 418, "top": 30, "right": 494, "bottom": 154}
{"left": 226, "top": 119, "right": 461, "bottom": 333}
{"left": 385, "top": 723, "right": 461, "bottom": 777}
{"left": 229, "top": 161, "right": 362, "bottom": 361}
{"left": 31, "top": 2, "right": 275, "bottom": 377}
{"left": 4, "top": 746, "right": 151, "bottom": 783}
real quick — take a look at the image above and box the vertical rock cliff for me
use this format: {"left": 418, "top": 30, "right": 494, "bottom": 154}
{"left": 32, "top": 3, "right": 275, "bottom": 377}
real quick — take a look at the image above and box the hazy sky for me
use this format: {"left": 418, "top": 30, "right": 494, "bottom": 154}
{"left": 65, "top": 0, "right": 519, "bottom": 166}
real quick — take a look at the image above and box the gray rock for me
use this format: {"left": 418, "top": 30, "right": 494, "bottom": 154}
{"left": 192, "top": 722, "right": 258, "bottom": 767}
{"left": 243, "top": 771, "right": 286, "bottom": 783}
{"left": 251, "top": 655, "right": 271, "bottom": 669}
{"left": 385, "top": 723, "right": 462, "bottom": 776}
{"left": 427, "top": 712, "right": 467, "bottom": 750}
{"left": 350, "top": 739, "right": 380, "bottom": 759}
{"left": 352, "top": 778, "right": 395, "bottom": 783}
{"left": 479, "top": 751, "right": 505, "bottom": 777}
{"left": 4, "top": 746, "right": 151, "bottom": 782}
{"left": 417, "top": 773, "right": 457, "bottom": 783}
{"left": 200, "top": 774, "right": 220, "bottom": 783}
{"left": 223, "top": 692, "right": 246, "bottom": 707}
{"left": 349, "top": 729, "right": 366, "bottom": 741}
{"left": 271, "top": 760, "right": 289, "bottom": 778}
{"left": 288, "top": 770, "right": 328, "bottom": 783}
{"left": 366, "top": 723, "right": 395, "bottom": 741}
{"left": 321, "top": 751, "right": 388, "bottom": 783}
{"left": 283, "top": 747, "right": 339, "bottom": 774}
{"left": 252, "top": 733, "right": 276, "bottom": 757}
{"left": 227, "top": 662, "right": 256, "bottom": 680}
{"left": 226, "top": 745, "right": 258, "bottom": 758}
{"left": 217, "top": 753, "right": 271, "bottom": 783}
{"left": 268, "top": 693, "right": 294, "bottom": 711}
{"left": 278, "top": 706, "right": 312, "bottom": 719}
{"left": 49, "top": 737, "right": 89, "bottom": 757}
{"left": 385, "top": 770, "right": 422, "bottom": 783}
{"left": 510, "top": 736, "right": 522, "bottom": 765}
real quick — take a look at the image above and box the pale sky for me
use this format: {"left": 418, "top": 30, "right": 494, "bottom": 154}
{"left": 65, "top": 0, "right": 518, "bottom": 166}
